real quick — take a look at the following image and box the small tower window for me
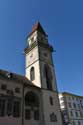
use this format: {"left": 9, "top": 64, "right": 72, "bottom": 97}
{"left": 50, "top": 96, "right": 53, "bottom": 105}
{"left": 30, "top": 67, "right": 35, "bottom": 81}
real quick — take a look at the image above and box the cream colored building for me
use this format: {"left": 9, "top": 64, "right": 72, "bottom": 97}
{"left": 0, "top": 22, "right": 63, "bottom": 125}
{"left": 59, "top": 92, "right": 83, "bottom": 125}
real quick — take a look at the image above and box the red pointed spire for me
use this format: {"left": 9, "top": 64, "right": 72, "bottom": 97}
{"left": 28, "top": 22, "right": 47, "bottom": 37}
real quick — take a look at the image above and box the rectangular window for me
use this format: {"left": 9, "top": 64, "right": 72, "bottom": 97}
{"left": 75, "top": 111, "right": 78, "bottom": 117}
{"left": 78, "top": 104, "right": 80, "bottom": 110}
{"left": 78, "top": 121, "right": 81, "bottom": 125}
{"left": 13, "top": 101, "right": 20, "bottom": 117}
{"left": 7, "top": 99, "right": 13, "bottom": 116}
{"left": 34, "top": 110, "right": 39, "bottom": 120}
{"left": 25, "top": 109, "right": 31, "bottom": 120}
{"left": 50, "top": 97, "right": 53, "bottom": 105}
{"left": 72, "top": 121, "right": 75, "bottom": 125}
{"left": 72, "top": 97, "right": 74, "bottom": 100}
{"left": 7, "top": 90, "right": 13, "bottom": 95}
{"left": 80, "top": 111, "right": 83, "bottom": 117}
{"left": 73, "top": 103, "right": 76, "bottom": 109}
{"left": 0, "top": 99, "right": 5, "bottom": 116}
{"left": 1, "top": 84, "right": 7, "bottom": 90}
{"left": 68, "top": 96, "right": 71, "bottom": 100}
{"left": 68, "top": 102, "right": 72, "bottom": 108}
{"left": 70, "top": 111, "right": 73, "bottom": 117}
{"left": 15, "top": 87, "right": 20, "bottom": 93}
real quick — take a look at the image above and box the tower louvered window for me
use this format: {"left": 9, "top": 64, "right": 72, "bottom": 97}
{"left": 44, "top": 64, "right": 52, "bottom": 90}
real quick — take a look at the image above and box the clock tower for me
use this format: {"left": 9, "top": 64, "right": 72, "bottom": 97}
{"left": 24, "top": 22, "right": 57, "bottom": 91}
{"left": 24, "top": 22, "right": 62, "bottom": 125}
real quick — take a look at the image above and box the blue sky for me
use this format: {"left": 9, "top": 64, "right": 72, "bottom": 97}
{"left": 0, "top": 0, "right": 83, "bottom": 95}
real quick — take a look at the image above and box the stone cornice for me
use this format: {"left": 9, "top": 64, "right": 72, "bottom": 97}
{"left": 24, "top": 41, "right": 53, "bottom": 54}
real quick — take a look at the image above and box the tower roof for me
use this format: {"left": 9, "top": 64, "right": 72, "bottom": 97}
{"left": 28, "top": 22, "right": 47, "bottom": 37}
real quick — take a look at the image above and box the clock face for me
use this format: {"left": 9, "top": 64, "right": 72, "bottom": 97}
{"left": 27, "top": 53, "right": 33, "bottom": 66}
{"left": 30, "top": 53, "right": 33, "bottom": 58}
{"left": 28, "top": 52, "right": 34, "bottom": 65}
{"left": 26, "top": 47, "right": 39, "bottom": 66}
{"left": 39, "top": 49, "right": 53, "bottom": 64}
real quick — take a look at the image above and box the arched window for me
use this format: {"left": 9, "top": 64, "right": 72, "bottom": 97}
{"left": 25, "top": 91, "right": 39, "bottom": 107}
{"left": 44, "top": 64, "right": 52, "bottom": 90}
{"left": 30, "top": 67, "right": 35, "bottom": 81}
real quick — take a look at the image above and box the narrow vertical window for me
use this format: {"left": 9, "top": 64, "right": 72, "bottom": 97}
{"left": 0, "top": 99, "right": 5, "bottom": 116}
{"left": 30, "top": 67, "right": 35, "bottom": 81}
{"left": 75, "top": 111, "right": 78, "bottom": 117}
{"left": 7, "top": 99, "right": 13, "bottom": 116}
{"left": 70, "top": 111, "right": 73, "bottom": 117}
{"left": 72, "top": 121, "right": 75, "bottom": 125}
{"left": 34, "top": 110, "right": 39, "bottom": 120}
{"left": 78, "top": 121, "right": 81, "bottom": 125}
{"left": 50, "top": 96, "right": 53, "bottom": 105}
{"left": 25, "top": 109, "right": 31, "bottom": 120}
{"left": 13, "top": 101, "right": 20, "bottom": 117}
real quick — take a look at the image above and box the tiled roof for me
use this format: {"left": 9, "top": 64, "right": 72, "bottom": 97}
{"left": 0, "top": 69, "right": 35, "bottom": 87}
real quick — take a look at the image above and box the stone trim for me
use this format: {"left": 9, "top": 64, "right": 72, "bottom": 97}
{"left": 24, "top": 41, "right": 53, "bottom": 54}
